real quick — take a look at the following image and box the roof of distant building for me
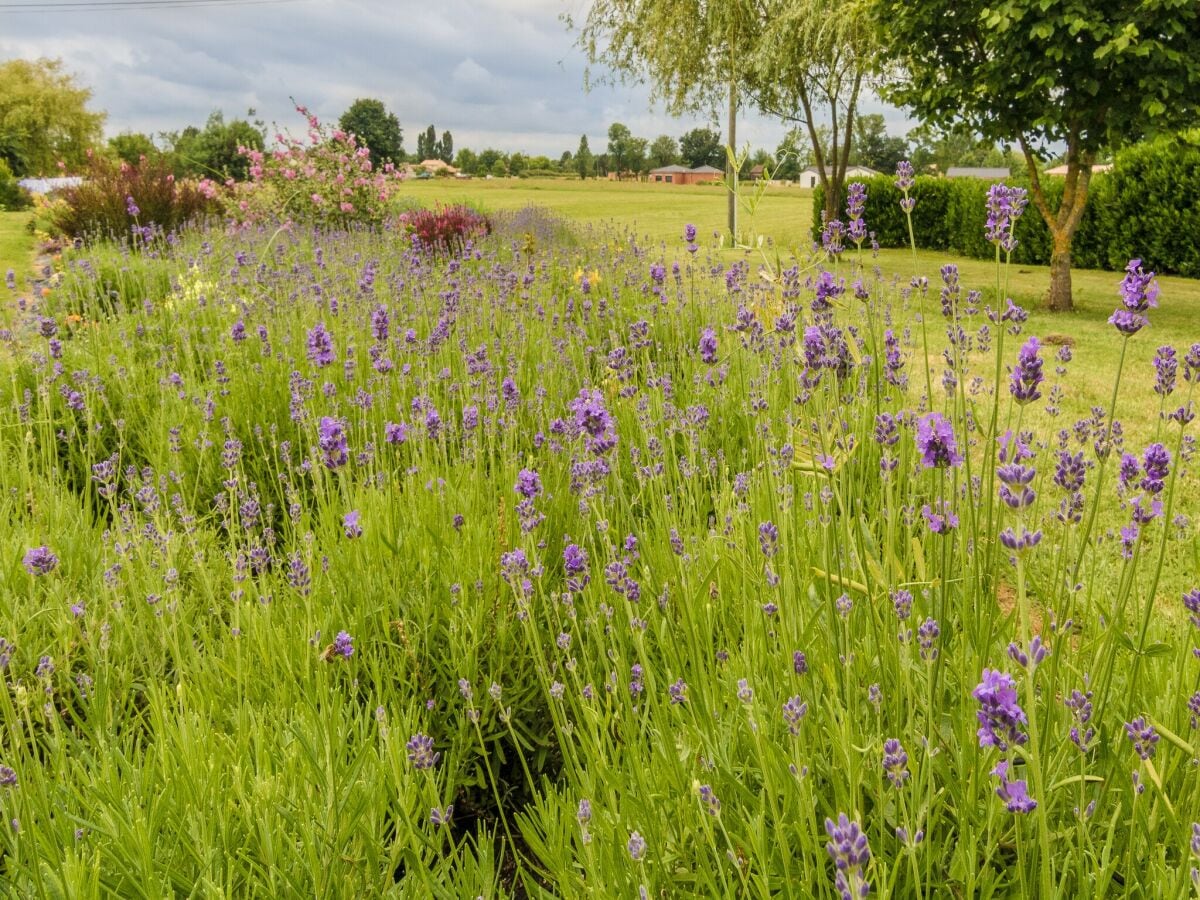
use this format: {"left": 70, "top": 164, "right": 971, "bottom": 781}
{"left": 946, "top": 167, "right": 1011, "bottom": 179}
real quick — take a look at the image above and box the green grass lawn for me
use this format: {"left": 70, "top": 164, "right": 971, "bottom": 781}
{"left": 0, "top": 209, "right": 35, "bottom": 281}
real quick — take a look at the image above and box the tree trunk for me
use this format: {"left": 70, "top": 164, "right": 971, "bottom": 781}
{"left": 1048, "top": 233, "right": 1073, "bottom": 312}
{"left": 727, "top": 77, "right": 738, "bottom": 240}
{"left": 1019, "top": 133, "right": 1093, "bottom": 313}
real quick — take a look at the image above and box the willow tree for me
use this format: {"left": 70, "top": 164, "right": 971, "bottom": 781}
{"left": 570, "top": 0, "right": 759, "bottom": 237}
{"left": 874, "top": 0, "right": 1200, "bottom": 311}
{"left": 749, "top": 0, "right": 880, "bottom": 224}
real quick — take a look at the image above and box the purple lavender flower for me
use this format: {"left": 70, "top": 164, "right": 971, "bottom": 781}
{"left": 1184, "top": 344, "right": 1200, "bottom": 383}
{"left": 825, "top": 813, "right": 871, "bottom": 900}
{"left": 23, "top": 546, "right": 58, "bottom": 576}
{"left": 343, "top": 510, "right": 362, "bottom": 539}
{"left": 384, "top": 422, "right": 408, "bottom": 445}
{"left": 973, "top": 669, "right": 1028, "bottom": 751}
{"left": 332, "top": 631, "right": 354, "bottom": 658}
{"left": 782, "top": 695, "right": 809, "bottom": 735}
{"left": 1153, "top": 346, "right": 1177, "bottom": 396}
{"left": 813, "top": 270, "right": 846, "bottom": 311}
{"left": 0, "top": 766, "right": 16, "bottom": 788}
{"left": 918, "top": 618, "right": 940, "bottom": 660}
{"left": 1140, "top": 443, "right": 1171, "bottom": 494}
{"left": 317, "top": 416, "right": 349, "bottom": 469}
{"left": 125, "top": 195, "right": 139, "bottom": 217}
{"left": 698, "top": 327, "right": 718, "bottom": 364}
{"left": 1006, "top": 636, "right": 1049, "bottom": 668}
{"left": 698, "top": 784, "right": 720, "bottom": 817}
{"left": 793, "top": 651, "right": 808, "bottom": 675}
{"left": 515, "top": 468, "right": 542, "bottom": 499}
{"left": 1109, "top": 259, "right": 1158, "bottom": 335}
{"left": 406, "top": 733, "right": 439, "bottom": 770}
{"left": 883, "top": 738, "right": 909, "bottom": 788}
{"left": 1125, "top": 717, "right": 1159, "bottom": 760}
{"left": 1009, "top": 337, "right": 1044, "bottom": 404}
{"left": 821, "top": 217, "right": 846, "bottom": 255}
{"left": 1066, "top": 688, "right": 1095, "bottom": 752}
{"left": 915, "top": 413, "right": 963, "bottom": 469}
{"left": 627, "top": 830, "right": 646, "bottom": 861}
{"left": 846, "top": 182, "right": 867, "bottom": 244}
{"left": 306, "top": 322, "right": 335, "bottom": 367}
{"left": 984, "top": 184, "right": 1028, "bottom": 252}
{"left": 922, "top": 501, "right": 959, "bottom": 534}
{"left": 1185, "top": 588, "right": 1200, "bottom": 630}
{"left": 895, "top": 160, "right": 915, "bottom": 193}
{"left": 668, "top": 678, "right": 687, "bottom": 704}
{"left": 758, "top": 521, "right": 779, "bottom": 557}
{"left": 991, "top": 760, "right": 1037, "bottom": 813}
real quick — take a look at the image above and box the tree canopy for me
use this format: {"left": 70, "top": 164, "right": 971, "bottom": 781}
{"left": 679, "top": 127, "right": 724, "bottom": 169}
{"left": 338, "top": 98, "right": 403, "bottom": 165}
{"left": 874, "top": 0, "right": 1200, "bottom": 309}
{"left": 165, "top": 111, "right": 265, "bottom": 182}
{"left": 0, "top": 57, "right": 105, "bottom": 176}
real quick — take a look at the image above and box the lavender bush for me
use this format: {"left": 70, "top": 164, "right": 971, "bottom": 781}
{"left": 0, "top": 182, "right": 1197, "bottom": 896}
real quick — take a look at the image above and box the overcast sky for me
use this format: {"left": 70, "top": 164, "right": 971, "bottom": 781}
{"left": 1, "top": 0, "right": 910, "bottom": 157}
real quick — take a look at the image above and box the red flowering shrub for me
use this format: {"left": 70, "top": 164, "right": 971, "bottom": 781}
{"left": 402, "top": 204, "right": 492, "bottom": 256}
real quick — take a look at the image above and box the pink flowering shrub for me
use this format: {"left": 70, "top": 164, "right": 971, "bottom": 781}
{"left": 234, "top": 105, "right": 406, "bottom": 228}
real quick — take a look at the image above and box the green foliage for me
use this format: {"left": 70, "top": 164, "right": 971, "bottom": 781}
{"left": 875, "top": 0, "right": 1200, "bottom": 152}
{"left": 50, "top": 153, "right": 217, "bottom": 240}
{"left": 812, "top": 136, "right": 1200, "bottom": 276}
{"left": 166, "top": 111, "right": 266, "bottom": 182}
{"left": 107, "top": 132, "right": 159, "bottom": 167}
{"left": 679, "top": 127, "right": 723, "bottom": 169}
{"left": 849, "top": 114, "right": 908, "bottom": 173}
{"left": 439, "top": 130, "right": 454, "bottom": 165}
{"left": 0, "top": 158, "right": 32, "bottom": 211}
{"left": 1099, "top": 134, "right": 1200, "bottom": 277}
{"left": 647, "top": 134, "right": 679, "bottom": 169}
{"left": 338, "top": 98, "right": 404, "bottom": 165}
{"left": 575, "top": 135, "right": 594, "bottom": 180}
{"left": 0, "top": 57, "right": 106, "bottom": 176}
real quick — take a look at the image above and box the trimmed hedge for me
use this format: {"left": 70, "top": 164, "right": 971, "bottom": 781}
{"left": 812, "top": 135, "right": 1200, "bottom": 276}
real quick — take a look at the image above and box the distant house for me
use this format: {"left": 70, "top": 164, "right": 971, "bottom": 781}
{"left": 1044, "top": 163, "right": 1113, "bottom": 176}
{"left": 649, "top": 164, "right": 724, "bottom": 185}
{"left": 946, "top": 167, "right": 1010, "bottom": 179}
{"left": 413, "top": 159, "right": 459, "bottom": 175}
{"left": 748, "top": 164, "right": 767, "bottom": 181}
{"left": 796, "top": 165, "right": 879, "bottom": 188}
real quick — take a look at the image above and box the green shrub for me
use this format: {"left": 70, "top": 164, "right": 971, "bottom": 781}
{"left": 813, "top": 137, "right": 1200, "bottom": 275}
{"left": 1101, "top": 134, "right": 1200, "bottom": 277}
{"left": 0, "top": 159, "right": 32, "bottom": 211}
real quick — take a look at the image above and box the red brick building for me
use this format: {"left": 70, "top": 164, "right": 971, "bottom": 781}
{"left": 649, "top": 164, "right": 724, "bottom": 185}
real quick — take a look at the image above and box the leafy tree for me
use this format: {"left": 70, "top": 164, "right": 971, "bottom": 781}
{"left": 477, "top": 148, "right": 503, "bottom": 172}
{"left": 647, "top": 134, "right": 679, "bottom": 169}
{"left": 679, "top": 127, "right": 724, "bottom": 168}
{"left": 875, "top": 0, "right": 1200, "bottom": 310}
{"left": 166, "top": 111, "right": 265, "bottom": 181}
{"left": 439, "top": 131, "right": 453, "bottom": 164}
{"left": 850, "top": 113, "right": 908, "bottom": 173}
{"left": 454, "top": 148, "right": 479, "bottom": 175}
{"left": 338, "top": 98, "right": 403, "bottom": 165}
{"left": 750, "top": 0, "right": 880, "bottom": 223}
{"left": 558, "top": 150, "right": 573, "bottom": 171}
{"left": 489, "top": 159, "right": 508, "bottom": 178}
{"left": 508, "top": 152, "right": 527, "bottom": 176}
{"left": 108, "top": 132, "right": 159, "bottom": 167}
{"left": 0, "top": 57, "right": 105, "bottom": 176}
{"left": 417, "top": 125, "right": 437, "bottom": 161}
{"left": 575, "top": 135, "right": 594, "bottom": 179}
{"left": 571, "top": 1, "right": 760, "bottom": 232}
{"left": 606, "top": 123, "right": 638, "bottom": 177}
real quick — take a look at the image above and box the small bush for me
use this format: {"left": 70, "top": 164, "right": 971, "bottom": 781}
{"left": 401, "top": 204, "right": 491, "bottom": 256}
{"left": 50, "top": 153, "right": 218, "bottom": 239}
{"left": 814, "top": 136, "right": 1200, "bottom": 275}
{"left": 0, "top": 159, "right": 33, "bottom": 211}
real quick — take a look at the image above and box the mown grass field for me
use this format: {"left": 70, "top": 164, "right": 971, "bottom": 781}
{"left": 0, "top": 210, "right": 34, "bottom": 279}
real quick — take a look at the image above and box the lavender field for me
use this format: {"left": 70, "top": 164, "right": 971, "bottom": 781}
{"left": 1, "top": 187, "right": 1199, "bottom": 897}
